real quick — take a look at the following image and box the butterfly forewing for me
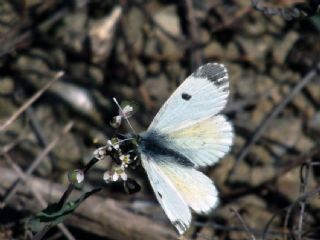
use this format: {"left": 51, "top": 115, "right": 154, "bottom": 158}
{"left": 148, "top": 63, "right": 229, "bottom": 133}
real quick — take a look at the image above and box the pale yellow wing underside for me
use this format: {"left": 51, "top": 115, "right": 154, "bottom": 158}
{"left": 158, "top": 162, "right": 219, "bottom": 214}
{"left": 167, "top": 115, "right": 233, "bottom": 167}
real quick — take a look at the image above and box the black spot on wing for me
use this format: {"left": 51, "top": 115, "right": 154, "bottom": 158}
{"left": 157, "top": 192, "right": 162, "bottom": 199}
{"left": 192, "top": 63, "right": 229, "bottom": 88}
{"left": 138, "top": 130, "right": 194, "bottom": 167}
{"left": 181, "top": 92, "right": 192, "bottom": 100}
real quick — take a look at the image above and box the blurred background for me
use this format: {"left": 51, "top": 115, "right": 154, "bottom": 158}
{"left": 0, "top": 0, "right": 320, "bottom": 239}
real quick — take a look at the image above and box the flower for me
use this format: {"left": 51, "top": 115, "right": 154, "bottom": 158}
{"left": 120, "top": 105, "right": 133, "bottom": 118}
{"left": 119, "top": 154, "right": 131, "bottom": 167}
{"left": 110, "top": 115, "right": 122, "bottom": 128}
{"left": 110, "top": 104, "right": 134, "bottom": 129}
{"left": 93, "top": 146, "right": 107, "bottom": 160}
{"left": 112, "top": 172, "right": 119, "bottom": 181}
{"left": 104, "top": 166, "right": 128, "bottom": 183}
{"left": 113, "top": 166, "right": 128, "bottom": 181}
{"left": 120, "top": 171, "right": 128, "bottom": 181}
{"left": 103, "top": 171, "right": 112, "bottom": 183}
{"left": 106, "top": 138, "right": 120, "bottom": 151}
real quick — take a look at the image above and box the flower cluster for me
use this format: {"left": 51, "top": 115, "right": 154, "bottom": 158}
{"left": 93, "top": 137, "right": 120, "bottom": 160}
{"left": 93, "top": 102, "right": 141, "bottom": 194}
{"left": 100, "top": 137, "right": 140, "bottom": 193}
{"left": 94, "top": 135, "right": 138, "bottom": 181}
{"left": 103, "top": 153, "right": 131, "bottom": 183}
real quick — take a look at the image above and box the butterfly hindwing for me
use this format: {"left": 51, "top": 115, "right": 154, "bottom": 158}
{"left": 141, "top": 153, "right": 191, "bottom": 234}
{"left": 148, "top": 63, "right": 229, "bottom": 133}
{"left": 157, "top": 161, "right": 219, "bottom": 213}
{"left": 141, "top": 153, "right": 219, "bottom": 234}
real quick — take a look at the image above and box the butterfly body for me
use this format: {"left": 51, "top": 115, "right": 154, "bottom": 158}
{"left": 135, "top": 63, "right": 233, "bottom": 235}
{"left": 139, "top": 130, "right": 195, "bottom": 167}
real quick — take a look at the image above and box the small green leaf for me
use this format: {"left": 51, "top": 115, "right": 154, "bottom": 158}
{"left": 27, "top": 188, "right": 101, "bottom": 232}
{"left": 311, "top": 15, "right": 320, "bottom": 32}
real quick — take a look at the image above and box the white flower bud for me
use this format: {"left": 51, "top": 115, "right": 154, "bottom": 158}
{"left": 110, "top": 115, "right": 122, "bottom": 128}
{"left": 103, "top": 171, "right": 112, "bottom": 183}
{"left": 68, "top": 169, "right": 84, "bottom": 185}
{"left": 93, "top": 146, "right": 107, "bottom": 160}
{"left": 121, "top": 105, "right": 134, "bottom": 118}
{"left": 112, "top": 173, "right": 119, "bottom": 182}
{"left": 120, "top": 172, "right": 128, "bottom": 181}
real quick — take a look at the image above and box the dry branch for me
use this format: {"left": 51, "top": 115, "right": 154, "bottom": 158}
{"left": 2, "top": 121, "right": 73, "bottom": 205}
{"left": 0, "top": 167, "right": 178, "bottom": 240}
{"left": 0, "top": 71, "right": 64, "bottom": 132}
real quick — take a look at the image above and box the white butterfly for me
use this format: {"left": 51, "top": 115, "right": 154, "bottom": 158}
{"left": 137, "top": 63, "right": 233, "bottom": 235}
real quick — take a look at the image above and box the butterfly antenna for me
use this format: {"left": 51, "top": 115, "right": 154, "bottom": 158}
{"left": 115, "top": 137, "right": 135, "bottom": 145}
{"left": 113, "top": 97, "right": 136, "bottom": 134}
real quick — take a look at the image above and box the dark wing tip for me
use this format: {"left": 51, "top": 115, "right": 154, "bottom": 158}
{"left": 192, "top": 63, "right": 229, "bottom": 90}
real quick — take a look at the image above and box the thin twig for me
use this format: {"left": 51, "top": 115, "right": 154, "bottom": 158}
{"left": 2, "top": 121, "right": 74, "bottom": 205}
{"left": 263, "top": 186, "right": 320, "bottom": 240}
{"left": 131, "top": 1, "right": 185, "bottom": 44}
{"left": 0, "top": 1, "right": 88, "bottom": 57}
{"left": 14, "top": 88, "right": 59, "bottom": 168}
{"left": 227, "top": 62, "right": 320, "bottom": 181}
{"left": 230, "top": 208, "right": 256, "bottom": 240}
{"left": 185, "top": 0, "right": 203, "bottom": 69}
{"left": 0, "top": 71, "right": 64, "bottom": 132}
{"left": 297, "top": 162, "right": 311, "bottom": 240}
{"left": 283, "top": 201, "right": 294, "bottom": 240}
{"left": 211, "top": 6, "right": 252, "bottom": 33}
{"left": 33, "top": 225, "right": 53, "bottom": 240}
{"left": 262, "top": 211, "right": 289, "bottom": 240}
{"left": 26, "top": 106, "right": 58, "bottom": 162}
{"left": 193, "top": 221, "right": 284, "bottom": 238}
{"left": 224, "top": 145, "right": 320, "bottom": 201}
{"left": 1, "top": 133, "right": 29, "bottom": 153}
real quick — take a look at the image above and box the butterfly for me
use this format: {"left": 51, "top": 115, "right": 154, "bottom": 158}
{"left": 136, "top": 63, "right": 233, "bottom": 234}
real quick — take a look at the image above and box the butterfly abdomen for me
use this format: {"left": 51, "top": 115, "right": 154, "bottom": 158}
{"left": 139, "top": 130, "right": 194, "bottom": 167}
